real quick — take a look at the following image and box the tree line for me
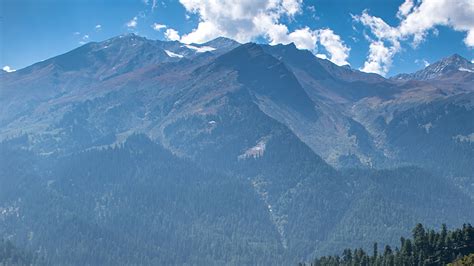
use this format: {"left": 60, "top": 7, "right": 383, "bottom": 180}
{"left": 304, "top": 223, "right": 474, "bottom": 266}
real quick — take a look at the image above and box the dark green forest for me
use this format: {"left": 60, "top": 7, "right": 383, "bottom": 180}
{"left": 1, "top": 134, "right": 473, "bottom": 265}
{"left": 304, "top": 224, "right": 474, "bottom": 266}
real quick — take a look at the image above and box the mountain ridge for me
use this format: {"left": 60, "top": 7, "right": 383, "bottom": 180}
{"left": 0, "top": 33, "right": 473, "bottom": 265}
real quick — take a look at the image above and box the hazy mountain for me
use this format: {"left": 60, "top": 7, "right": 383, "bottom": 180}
{"left": 349, "top": 55, "right": 473, "bottom": 177}
{"left": 0, "top": 35, "right": 473, "bottom": 265}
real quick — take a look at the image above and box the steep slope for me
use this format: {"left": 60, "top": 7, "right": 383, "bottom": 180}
{"left": 263, "top": 43, "right": 397, "bottom": 103}
{"left": 350, "top": 55, "right": 473, "bottom": 178}
{"left": 383, "top": 92, "right": 474, "bottom": 176}
{"left": 0, "top": 135, "right": 283, "bottom": 265}
{"left": 0, "top": 34, "right": 178, "bottom": 135}
{"left": 0, "top": 34, "right": 236, "bottom": 135}
{"left": 1, "top": 35, "right": 473, "bottom": 264}
{"left": 261, "top": 43, "right": 393, "bottom": 167}
{"left": 210, "top": 43, "right": 319, "bottom": 118}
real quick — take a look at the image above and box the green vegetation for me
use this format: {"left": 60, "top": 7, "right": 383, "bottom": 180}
{"left": 305, "top": 224, "right": 474, "bottom": 266}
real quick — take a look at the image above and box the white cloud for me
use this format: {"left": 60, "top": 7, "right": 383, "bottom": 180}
{"left": 354, "top": 11, "right": 400, "bottom": 42}
{"left": 398, "top": 0, "right": 474, "bottom": 47}
{"left": 415, "top": 59, "right": 430, "bottom": 67}
{"left": 2, "top": 66, "right": 15, "bottom": 72}
{"left": 397, "top": 0, "right": 414, "bottom": 19}
{"left": 360, "top": 41, "right": 398, "bottom": 75}
{"left": 95, "top": 24, "right": 102, "bottom": 31}
{"left": 175, "top": 0, "right": 349, "bottom": 65}
{"left": 355, "top": 0, "right": 474, "bottom": 76}
{"left": 178, "top": 0, "right": 302, "bottom": 44}
{"left": 317, "top": 29, "right": 350, "bottom": 66}
{"left": 126, "top": 17, "right": 138, "bottom": 28}
{"left": 152, "top": 23, "right": 167, "bottom": 31}
{"left": 353, "top": 10, "right": 401, "bottom": 75}
{"left": 78, "top": 34, "right": 89, "bottom": 45}
{"left": 288, "top": 27, "right": 318, "bottom": 51}
{"left": 73, "top": 31, "right": 81, "bottom": 36}
{"left": 165, "top": 28, "right": 180, "bottom": 41}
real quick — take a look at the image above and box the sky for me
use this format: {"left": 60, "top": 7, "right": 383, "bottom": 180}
{"left": 1, "top": 0, "right": 473, "bottom": 77}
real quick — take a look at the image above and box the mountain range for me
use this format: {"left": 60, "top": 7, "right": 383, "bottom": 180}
{"left": 0, "top": 34, "right": 473, "bottom": 265}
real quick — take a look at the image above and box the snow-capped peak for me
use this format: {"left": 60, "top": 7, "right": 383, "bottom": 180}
{"left": 391, "top": 54, "right": 473, "bottom": 80}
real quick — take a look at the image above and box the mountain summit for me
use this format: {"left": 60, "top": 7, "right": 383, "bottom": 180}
{"left": 392, "top": 53, "right": 474, "bottom": 80}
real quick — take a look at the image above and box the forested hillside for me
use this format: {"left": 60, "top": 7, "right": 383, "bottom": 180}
{"left": 304, "top": 224, "right": 474, "bottom": 266}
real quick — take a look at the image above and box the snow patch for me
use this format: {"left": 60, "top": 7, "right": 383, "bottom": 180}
{"left": 184, "top": 44, "right": 216, "bottom": 53}
{"left": 164, "top": 50, "right": 184, "bottom": 58}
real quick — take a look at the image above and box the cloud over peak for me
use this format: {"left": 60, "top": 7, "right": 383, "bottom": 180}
{"left": 355, "top": 0, "right": 474, "bottom": 76}
{"left": 164, "top": 28, "right": 180, "bottom": 41}
{"left": 126, "top": 17, "right": 138, "bottom": 29}
{"left": 175, "top": 0, "right": 350, "bottom": 66}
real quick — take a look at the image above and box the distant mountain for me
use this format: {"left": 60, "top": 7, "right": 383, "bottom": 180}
{"left": 0, "top": 34, "right": 473, "bottom": 265}
{"left": 392, "top": 54, "right": 474, "bottom": 80}
{"left": 0, "top": 34, "right": 471, "bottom": 173}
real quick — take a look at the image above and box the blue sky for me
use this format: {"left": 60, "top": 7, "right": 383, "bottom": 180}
{"left": 1, "top": 0, "right": 473, "bottom": 76}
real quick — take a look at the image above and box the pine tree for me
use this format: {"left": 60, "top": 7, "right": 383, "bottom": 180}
{"left": 306, "top": 224, "right": 474, "bottom": 266}
{"left": 371, "top": 242, "right": 378, "bottom": 265}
